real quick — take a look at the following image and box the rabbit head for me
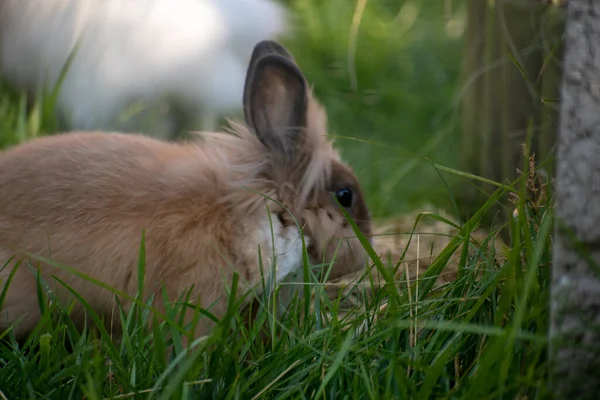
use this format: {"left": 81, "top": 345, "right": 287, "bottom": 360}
{"left": 222, "top": 40, "right": 373, "bottom": 283}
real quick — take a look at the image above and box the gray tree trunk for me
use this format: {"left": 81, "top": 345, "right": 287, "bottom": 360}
{"left": 550, "top": 0, "right": 600, "bottom": 398}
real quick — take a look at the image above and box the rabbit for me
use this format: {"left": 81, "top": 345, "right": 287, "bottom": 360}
{"left": 0, "top": 0, "right": 289, "bottom": 139}
{"left": 0, "top": 40, "right": 373, "bottom": 343}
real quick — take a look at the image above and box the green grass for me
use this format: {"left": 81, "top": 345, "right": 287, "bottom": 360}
{"left": 0, "top": 0, "right": 557, "bottom": 398}
{"left": 0, "top": 182, "right": 554, "bottom": 399}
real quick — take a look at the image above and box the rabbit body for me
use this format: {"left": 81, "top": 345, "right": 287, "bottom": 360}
{"left": 0, "top": 131, "right": 304, "bottom": 339}
{"left": 0, "top": 41, "right": 372, "bottom": 341}
{"left": 0, "top": 0, "right": 288, "bottom": 137}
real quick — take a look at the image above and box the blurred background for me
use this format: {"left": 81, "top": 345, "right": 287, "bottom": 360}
{"left": 0, "top": 0, "right": 567, "bottom": 228}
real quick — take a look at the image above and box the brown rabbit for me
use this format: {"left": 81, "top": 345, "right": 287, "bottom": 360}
{"left": 0, "top": 40, "right": 372, "bottom": 342}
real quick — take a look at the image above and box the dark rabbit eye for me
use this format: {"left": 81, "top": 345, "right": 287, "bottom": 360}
{"left": 334, "top": 188, "right": 353, "bottom": 208}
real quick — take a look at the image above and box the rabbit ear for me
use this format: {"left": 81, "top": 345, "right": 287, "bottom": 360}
{"left": 243, "top": 50, "right": 308, "bottom": 158}
{"left": 243, "top": 40, "right": 297, "bottom": 130}
{"left": 246, "top": 40, "right": 296, "bottom": 77}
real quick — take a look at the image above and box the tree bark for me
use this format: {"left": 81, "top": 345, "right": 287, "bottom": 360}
{"left": 550, "top": 1, "right": 600, "bottom": 398}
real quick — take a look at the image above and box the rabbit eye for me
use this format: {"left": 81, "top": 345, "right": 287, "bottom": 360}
{"left": 334, "top": 188, "right": 353, "bottom": 208}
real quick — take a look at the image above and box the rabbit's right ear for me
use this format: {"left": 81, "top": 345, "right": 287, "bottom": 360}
{"left": 243, "top": 42, "right": 308, "bottom": 159}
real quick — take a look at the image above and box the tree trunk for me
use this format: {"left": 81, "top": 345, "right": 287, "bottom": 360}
{"left": 550, "top": 1, "right": 600, "bottom": 398}
{"left": 459, "top": 0, "right": 565, "bottom": 230}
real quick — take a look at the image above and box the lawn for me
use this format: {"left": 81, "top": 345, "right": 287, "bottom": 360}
{"left": 0, "top": 0, "right": 555, "bottom": 398}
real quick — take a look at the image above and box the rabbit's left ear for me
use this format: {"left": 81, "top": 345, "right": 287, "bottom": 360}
{"left": 243, "top": 40, "right": 296, "bottom": 118}
{"left": 243, "top": 42, "right": 308, "bottom": 158}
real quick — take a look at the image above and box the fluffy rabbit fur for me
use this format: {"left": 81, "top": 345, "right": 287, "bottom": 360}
{"left": 0, "top": 0, "right": 288, "bottom": 137}
{"left": 0, "top": 40, "right": 372, "bottom": 342}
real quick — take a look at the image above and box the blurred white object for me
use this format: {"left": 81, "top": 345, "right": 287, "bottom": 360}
{"left": 0, "top": 0, "right": 289, "bottom": 138}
